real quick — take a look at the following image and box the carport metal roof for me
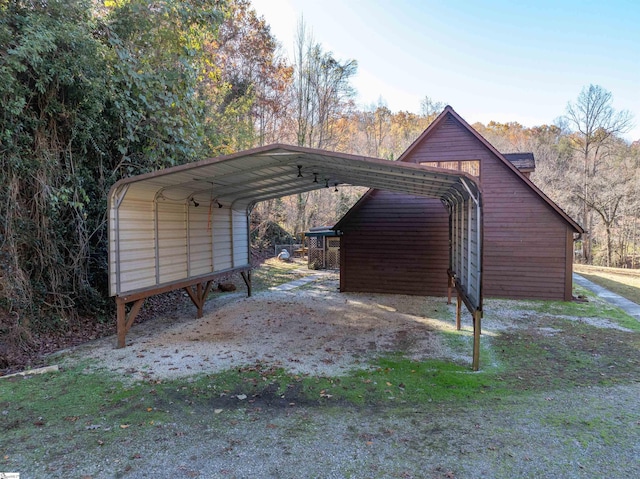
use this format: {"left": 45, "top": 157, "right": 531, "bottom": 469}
{"left": 110, "top": 144, "right": 480, "bottom": 210}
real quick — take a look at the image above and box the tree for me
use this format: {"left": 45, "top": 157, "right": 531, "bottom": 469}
{"left": 361, "top": 100, "right": 392, "bottom": 158}
{"left": 206, "top": 0, "right": 293, "bottom": 149}
{"left": 0, "top": 0, "right": 227, "bottom": 340}
{"left": 563, "top": 84, "right": 634, "bottom": 263}
{"left": 292, "top": 18, "right": 357, "bottom": 149}
{"left": 580, "top": 143, "right": 635, "bottom": 266}
{"left": 1, "top": 0, "right": 116, "bottom": 333}
{"left": 290, "top": 18, "right": 357, "bottom": 234}
{"left": 419, "top": 96, "right": 446, "bottom": 120}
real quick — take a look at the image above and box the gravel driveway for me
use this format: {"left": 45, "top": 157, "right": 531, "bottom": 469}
{"left": 14, "top": 273, "right": 640, "bottom": 478}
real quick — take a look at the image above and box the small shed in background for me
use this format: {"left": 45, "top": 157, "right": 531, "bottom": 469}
{"left": 305, "top": 226, "right": 341, "bottom": 270}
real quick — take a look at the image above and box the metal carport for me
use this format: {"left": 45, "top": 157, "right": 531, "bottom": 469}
{"left": 108, "top": 144, "right": 484, "bottom": 369}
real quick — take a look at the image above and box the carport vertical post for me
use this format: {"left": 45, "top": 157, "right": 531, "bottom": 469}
{"left": 196, "top": 282, "right": 203, "bottom": 317}
{"left": 456, "top": 291, "right": 461, "bottom": 330}
{"left": 472, "top": 310, "right": 481, "bottom": 371}
{"left": 241, "top": 270, "right": 252, "bottom": 297}
{"left": 116, "top": 297, "right": 126, "bottom": 348}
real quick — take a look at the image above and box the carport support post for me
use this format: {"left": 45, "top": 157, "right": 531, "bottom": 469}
{"left": 184, "top": 280, "right": 214, "bottom": 318}
{"left": 241, "top": 270, "right": 252, "bottom": 297}
{"left": 456, "top": 291, "right": 481, "bottom": 371}
{"left": 455, "top": 291, "right": 461, "bottom": 331}
{"left": 472, "top": 310, "right": 481, "bottom": 371}
{"left": 117, "top": 297, "right": 126, "bottom": 348}
{"left": 116, "top": 297, "right": 146, "bottom": 348}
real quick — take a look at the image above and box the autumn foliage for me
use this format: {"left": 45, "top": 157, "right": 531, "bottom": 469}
{"left": 0, "top": 0, "right": 637, "bottom": 358}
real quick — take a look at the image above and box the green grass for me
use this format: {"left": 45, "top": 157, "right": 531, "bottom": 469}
{"left": 248, "top": 257, "right": 309, "bottom": 292}
{"left": 525, "top": 292, "right": 640, "bottom": 332}
{"left": 0, "top": 363, "right": 169, "bottom": 471}
{"left": 0, "top": 363, "right": 167, "bottom": 429}
{"left": 575, "top": 263, "right": 640, "bottom": 305}
{"left": 302, "top": 356, "right": 506, "bottom": 405}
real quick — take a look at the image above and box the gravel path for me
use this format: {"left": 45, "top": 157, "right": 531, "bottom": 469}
{"left": 16, "top": 383, "right": 640, "bottom": 479}
{"left": 573, "top": 273, "right": 640, "bottom": 320}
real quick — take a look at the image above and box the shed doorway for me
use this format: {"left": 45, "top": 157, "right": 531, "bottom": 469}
{"left": 305, "top": 226, "right": 340, "bottom": 270}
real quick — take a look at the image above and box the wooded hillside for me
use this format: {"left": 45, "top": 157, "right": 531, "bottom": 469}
{"left": 1, "top": 0, "right": 637, "bottom": 356}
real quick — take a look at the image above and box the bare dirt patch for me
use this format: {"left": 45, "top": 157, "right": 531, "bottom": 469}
{"left": 59, "top": 273, "right": 464, "bottom": 380}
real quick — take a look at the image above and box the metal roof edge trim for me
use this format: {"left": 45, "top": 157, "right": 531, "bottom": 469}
{"left": 107, "top": 143, "right": 482, "bottom": 207}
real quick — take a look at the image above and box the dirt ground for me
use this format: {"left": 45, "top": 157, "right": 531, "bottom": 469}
{"left": 60, "top": 271, "right": 465, "bottom": 379}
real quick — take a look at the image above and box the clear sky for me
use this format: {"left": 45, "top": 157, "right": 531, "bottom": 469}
{"left": 251, "top": 0, "right": 640, "bottom": 142}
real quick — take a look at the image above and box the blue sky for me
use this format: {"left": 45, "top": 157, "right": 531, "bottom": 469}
{"left": 251, "top": 0, "right": 640, "bottom": 142}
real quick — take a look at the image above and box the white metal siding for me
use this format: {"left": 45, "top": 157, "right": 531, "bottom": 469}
{"left": 449, "top": 193, "right": 481, "bottom": 310}
{"left": 157, "top": 201, "right": 187, "bottom": 284}
{"left": 110, "top": 185, "right": 251, "bottom": 296}
{"left": 114, "top": 198, "right": 156, "bottom": 294}
{"left": 232, "top": 209, "right": 248, "bottom": 266}
{"left": 188, "top": 202, "right": 213, "bottom": 277}
{"left": 212, "top": 206, "right": 233, "bottom": 270}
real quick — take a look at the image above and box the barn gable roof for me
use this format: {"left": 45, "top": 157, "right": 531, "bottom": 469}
{"left": 336, "top": 106, "right": 583, "bottom": 233}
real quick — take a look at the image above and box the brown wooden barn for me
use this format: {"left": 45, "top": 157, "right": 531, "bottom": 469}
{"left": 335, "top": 106, "right": 583, "bottom": 301}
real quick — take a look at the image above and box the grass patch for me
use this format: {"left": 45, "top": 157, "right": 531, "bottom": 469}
{"left": 493, "top": 317, "right": 640, "bottom": 389}
{"left": 155, "top": 356, "right": 505, "bottom": 408}
{"left": 525, "top": 294, "right": 640, "bottom": 331}
{"left": 0, "top": 363, "right": 167, "bottom": 429}
{"left": 303, "top": 356, "right": 506, "bottom": 405}
{"left": 249, "top": 257, "right": 309, "bottom": 291}
{"left": 0, "top": 362, "right": 169, "bottom": 470}
{"left": 575, "top": 264, "right": 640, "bottom": 305}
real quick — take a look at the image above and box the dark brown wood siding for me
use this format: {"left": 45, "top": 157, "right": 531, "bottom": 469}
{"left": 339, "top": 190, "right": 449, "bottom": 296}
{"left": 339, "top": 112, "right": 575, "bottom": 301}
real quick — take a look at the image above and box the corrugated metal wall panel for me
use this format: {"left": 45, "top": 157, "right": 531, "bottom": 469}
{"left": 109, "top": 206, "right": 117, "bottom": 294}
{"left": 119, "top": 184, "right": 163, "bottom": 201}
{"left": 232, "top": 209, "right": 248, "bottom": 266}
{"left": 112, "top": 199, "right": 156, "bottom": 294}
{"left": 188, "top": 204, "right": 213, "bottom": 276}
{"left": 157, "top": 202, "right": 187, "bottom": 284}
{"left": 212, "top": 207, "right": 233, "bottom": 270}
